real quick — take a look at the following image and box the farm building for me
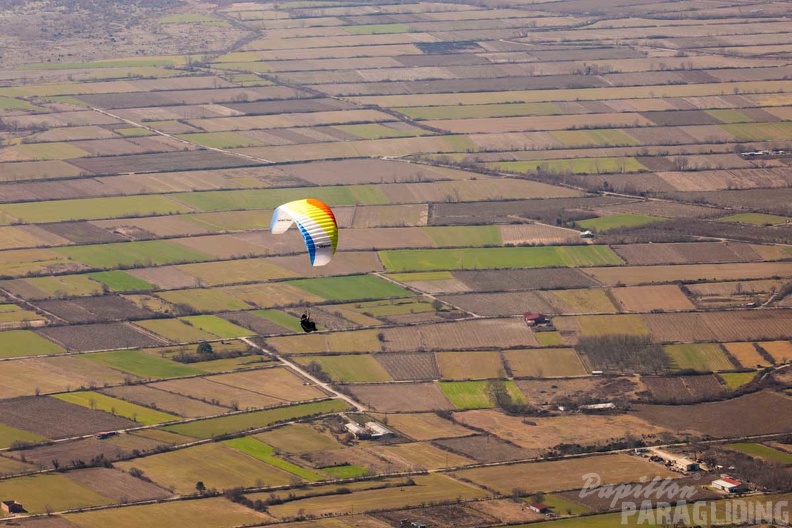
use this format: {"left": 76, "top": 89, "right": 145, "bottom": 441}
{"left": 1, "top": 501, "right": 25, "bottom": 514}
{"left": 344, "top": 422, "right": 370, "bottom": 439}
{"left": 523, "top": 313, "right": 547, "bottom": 326}
{"left": 712, "top": 477, "right": 745, "bottom": 493}
{"left": 580, "top": 230, "right": 595, "bottom": 239}
{"left": 365, "top": 421, "right": 394, "bottom": 439}
{"left": 649, "top": 448, "right": 700, "bottom": 471}
{"left": 529, "top": 503, "right": 550, "bottom": 514}
{"left": 581, "top": 402, "right": 616, "bottom": 411}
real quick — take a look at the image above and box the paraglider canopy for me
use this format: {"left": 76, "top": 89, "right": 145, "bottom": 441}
{"left": 270, "top": 198, "right": 338, "bottom": 266}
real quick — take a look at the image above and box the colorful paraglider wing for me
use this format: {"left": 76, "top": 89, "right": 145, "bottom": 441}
{"left": 270, "top": 199, "right": 338, "bottom": 266}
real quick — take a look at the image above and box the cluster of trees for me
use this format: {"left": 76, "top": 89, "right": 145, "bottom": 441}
{"left": 704, "top": 449, "right": 792, "bottom": 493}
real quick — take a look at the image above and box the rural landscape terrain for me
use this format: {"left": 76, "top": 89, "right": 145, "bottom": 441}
{"left": 0, "top": 0, "right": 792, "bottom": 526}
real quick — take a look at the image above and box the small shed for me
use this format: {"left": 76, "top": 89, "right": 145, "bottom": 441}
{"left": 365, "top": 421, "right": 394, "bottom": 439}
{"left": 523, "top": 313, "right": 546, "bottom": 326}
{"left": 344, "top": 422, "right": 370, "bottom": 439}
{"left": 580, "top": 230, "right": 595, "bottom": 239}
{"left": 529, "top": 503, "right": 550, "bottom": 514}
{"left": 1, "top": 500, "right": 25, "bottom": 514}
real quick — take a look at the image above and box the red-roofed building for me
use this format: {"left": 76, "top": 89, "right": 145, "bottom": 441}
{"left": 529, "top": 503, "right": 550, "bottom": 514}
{"left": 712, "top": 477, "right": 745, "bottom": 493}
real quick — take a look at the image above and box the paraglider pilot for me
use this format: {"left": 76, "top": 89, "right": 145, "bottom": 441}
{"left": 300, "top": 313, "right": 318, "bottom": 333}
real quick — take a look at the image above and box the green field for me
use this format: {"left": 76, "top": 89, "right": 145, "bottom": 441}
{"left": 287, "top": 274, "right": 411, "bottom": 301}
{"left": 551, "top": 129, "right": 638, "bottom": 147}
{"left": 320, "top": 464, "right": 369, "bottom": 478}
{"left": 379, "top": 246, "right": 622, "bottom": 272}
{"left": 114, "top": 127, "right": 155, "bottom": 137}
{"left": 53, "top": 391, "right": 179, "bottom": 425}
{"left": 0, "top": 97, "right": 44, "bottom": 111}
{"left": 116, "top": 442, "right": 295, "bottom": 495}
{"left": 490, "top": 157, "right": 648, "bottom": 175}
{"left": 0, "top": 422, "right": 46, "bottom": 449}
{"left": 0, "top": 473, "right": 114, "bottom": 514}
{"left": 578, "top": 214, "right": 667, "bottom": 232}
{"left": 57, "top": 240, "right": 213, "bottom": 269}
{"left": 83, "top": 349, "right": 204, "bottom": 378}
{"left": 8, "top": 142, "right": 89, "bottom": 160}
{"left": 706, "top": 109, "right": 754, "bottom": 123}
{"left": 176, "top": 132, "right": 263, "bottom": 148}
{"left": 665, "top": 343, "right": 735, "bottom": 372}
{"left": 0, "top": 330, "right": 65, "bottom": 358}
{"left": 157, "top": 289, "right": 251, "bottom": 312}
{"left": 535, "top": 331, "right": 566, "bottom": 346}
{"left": 253, "top": 309, "right": 303, "bottom": 332}
{"left": 168, "top": 185, "right": 387, "bottom": 212}
{"left": 719, "top": 371, "right": 757, "bottom": 389}
{"left": 223, "top": 436, "right": 325, "bottom": 481}
{"left": 717, "top": 213, "right": 790, "bottom": 226}
{"left": 134, "top": 319, "right": 218, "bottom": 343}
{"left": 721, "top": 122, "right": 792, "bottom": 141}
{"left": 21, "top": 55, "right": 187, "bottom": 70}
{"left": 439, "top": 381, "right": 525, "bottom": 410}
{"left": 396, "top": 102, "right": 564, "bottom": 120}
{"left": 726, "top": 443, "right": 792, "bottom": 464}
{"left": 88, "top": 271, "right": 154, "bottom": 292}
{"left": 1, "top": 195, "right": 192, "bottom": 223}
{"left": 0, "top": 305, "right": 41, "bottom": 324}
{"left": 294, "top": 355, "right": 392, "bottom": 382}
{"left": 256, "top": 423, "right": 341, "bottom": 454}
{"left": 344, "top": 23, "right": 410, "bottom": 34}
{"left": 25, "top": 274, "right": 104, "bottom": 298}
{"left": 539, "top": 493, "right": 591, "bottom": 515}
{"left": 164, "top": 400, "right": 348, "bottom": 438}
{"left": 180, "top": 315, "right": 253, "bottom": 338}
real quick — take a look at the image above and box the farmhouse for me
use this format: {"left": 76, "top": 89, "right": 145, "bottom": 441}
{"left": 523, "top": 313, "right": 547, "bottom": 326}
{"left": 344, "top": 422, "right": 370, "bottom": 439}
{"left": 712, "top": 477, "right": 745, "bottom": 493}
{"left": 649, "top": 448, "right": 700, "bottom": 472}
{"left": 365, "top": 421, "right": 394, "bottom": 439}
{"left": 1, "top": 500, "right": 25, "bottom": 514}
{"left": 529, "top": 503, "right": 550, "bottom": 514}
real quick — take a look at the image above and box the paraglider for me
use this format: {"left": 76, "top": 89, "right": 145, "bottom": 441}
{"left": 300, "top": 313, "right": 318, "bottom": 333}
{"left": 270, "top": 198, "right": 338, "bottom": 267}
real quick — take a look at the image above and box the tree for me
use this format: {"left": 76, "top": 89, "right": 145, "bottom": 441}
{"left": 196, "top": 341, "right": 213, "bottom": 355}
{"left": 196, "top": 481, "right": 206, "bottom": 495}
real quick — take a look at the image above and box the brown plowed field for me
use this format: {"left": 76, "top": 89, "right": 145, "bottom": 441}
{"left": 644, "top": 310, "right": 792, "bottom": 343}
{"left": 0, "top": 396, "right": 137, "bottom": 439}
{"left": 440, "top": 292, "right": 556, "bottom": 317}
{"left": 376, "top": 353, "right": 439, "bottom": 381}
{"left": 635, "top": 391, "right": 792, "bottom": 437}
{"left": 585, "top": 262, "right": 792, "bottom": 286}
{"left": 39, "top": 222, "right": 125, "bottom": 244}
{"left": 516, "top": 377, "right": 644, "bottom": 406}
{"left": 382, "top": 318, "right": 538, "bottom": 351}
{"left": 65, "top": 467, "right": 172, "bottom": 502}
{"left": 500, "top": 224, "right": 581, "bottom": 245}
{"left": 378, "top": 412, "right": 474, "bottom": 441}
{"left": 642, "top": 375, "right": 726, "bottom": 403}
{"left": 452, "top": 409, "right": 666, "bottom": 451}
{"left": 723, "top": 342, "right": 772, "bottom": 368}
{"left": 348, "top": 383, "right": 453, "bottom": 412}
{"left": 453, "top": 268, "right": 599, "bottom": 291}
{"left": 610, "top": 285, "right": 695, "bottom": 312}
{"left": 102, "top": 385, "right": 226, "bottom": 418}
{"left": 435, "top": 435, "right": 534, "bottom": 463}
{"left": 612, "top": 242, "right": 760, "bottom": 265}
{"left": 37, "top": 323, "right": 168, "bottom": 352}
{"left": 68, "top": 150, "right": 262, "bottom": 176}
{"left": 34, "top": 296, "right": 153, "bottom": 324}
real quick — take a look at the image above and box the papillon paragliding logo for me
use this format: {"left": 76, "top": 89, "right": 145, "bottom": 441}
{"left": 270, "top": 198, "right": 339, "bottom": 267}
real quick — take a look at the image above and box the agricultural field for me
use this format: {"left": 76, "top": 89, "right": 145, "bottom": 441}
{"left": 2, "top": 0, "right": 792, "bottom": 525}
